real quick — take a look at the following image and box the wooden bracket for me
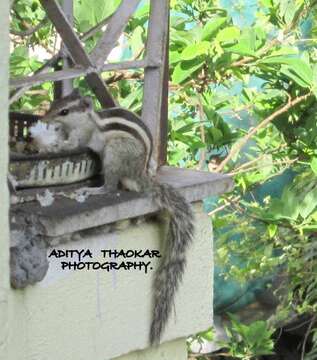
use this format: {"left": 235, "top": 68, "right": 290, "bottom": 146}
{"left": 11, "top": 0, "right": 171, "bottom": 165}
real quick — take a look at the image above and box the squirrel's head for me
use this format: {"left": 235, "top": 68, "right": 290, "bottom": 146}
{"left": 42, "top": 89, "right": 94, "bottom": 124}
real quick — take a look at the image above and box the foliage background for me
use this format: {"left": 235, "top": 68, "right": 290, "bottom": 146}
{"left": 9, "top": 0, "right": 317, "bottom": 358}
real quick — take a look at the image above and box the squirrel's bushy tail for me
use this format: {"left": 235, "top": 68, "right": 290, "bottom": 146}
{"left": 148, "top": 181, "right": 194, "bottom": 345}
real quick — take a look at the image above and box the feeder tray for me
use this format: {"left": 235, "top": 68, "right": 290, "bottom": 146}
{"left": 9, "top": 112, "right": 101, "bottom": 189}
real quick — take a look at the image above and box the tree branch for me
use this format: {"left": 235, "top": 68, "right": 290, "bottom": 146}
{"left": 215, "top": 92, "right": 312, "bottom": 173}
{"left": 80, "top": 14, "right": 113, "bottom": 41}
{"left": 301, "top": 314, "right": 317, "bottom": 360}
{"left": 228, "top": 157, "right": 298, "bottom": 176}
{"left": 208, "top": 195, "right": 241, "bottom": 216}
{"left": 197, "top": 94, "right": 206, "bottom": 170}
{"left": 10, "top": 17, "right": 48, "bottom": 37}
{"left": 231, "top": 1, "right": 317, "bottom": 69}
{"left": 9, "top": 52, "right": 61, "bottom": 104}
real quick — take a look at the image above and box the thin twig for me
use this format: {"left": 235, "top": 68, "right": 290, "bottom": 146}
{"left": 231, "top": 1, "right": 317, "bottom": 69}
{"left": 189, "top": 351, "right": 232, "bottom": 358}
{"left": 228, "top": 154, "right": 259, "bottom": 173}
{"left": 208, "top": 195, "right": 241, "bottom": 216}
{"left": 132, "top": 45, "right": 145, "bottom": 61}
{"left": 105, "top": 71, "right": 143, "bottom": 84}
{"left": 215, "top": 92, "right": 312, "bottom": 173}
{"left": 231, "top": 39, "right": 280, "bottom": 68}
{"left": 228, "top": 157, "right": 298, "bottom": 176}
{"left": 232, "top": 144, "right": 287, "bottom": 173}
{"left": 25, "top": 89, "right": 48, "bottom": 96}
{"left": 80, "top": 14, "right": 113, "bottom": 41}
{"left": 10, "top": 17, "right": 48, "bottom": 37}
{"left": 285, "top": 317, "right": 315, "bottom": 332}
{"left": 301, "top": 314, "right": 317, "bottom": 360}
{"left": 197, "top": 93, "right": 206, "bottom": 170}
{"left": 9, "top": 52, "right": 61, "bottom": 104}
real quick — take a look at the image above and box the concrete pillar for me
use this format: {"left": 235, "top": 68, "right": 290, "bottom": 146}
{"left": 7, "top": 203, "right": 213, "bottom": 360}
{"left": 0, "top": 0, "right": 10, "bottom": 358}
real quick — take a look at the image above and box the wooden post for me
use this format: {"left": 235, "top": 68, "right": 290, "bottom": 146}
{"left": 90, "top": 0, "right": 142, "bottom": 67}
{"left": 159, "top": 15, "right": 170, "bottom": 166}
{"left": 11, "top": 0, "right": 171, "bottom": 164}
{"left": 40, "top": 0, "right": 116, "bottom": 107}
{"left": 142, "top": 0, "right": 170, "bottom": 167}
{"left": 54, "top": 0, "right": 74, "bottom": 99}
{"left": 0, "top": 0, "right": 10, "bottom": 358}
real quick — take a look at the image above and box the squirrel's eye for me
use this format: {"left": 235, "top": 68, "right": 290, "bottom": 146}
{"left": 59, "top": 109, "right": 69, "bottom": 116}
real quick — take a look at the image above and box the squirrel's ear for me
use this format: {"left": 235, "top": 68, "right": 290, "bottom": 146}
{"left": 82, "top": 96, "right": 93, "bottom": 110}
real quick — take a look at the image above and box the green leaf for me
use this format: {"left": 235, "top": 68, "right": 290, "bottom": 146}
{"left": 74, "top": 0, "right": 120, "bottom": 32}
{"left": 130, "top": 26, "right": 144, "bottom": 57}
{"left": 225, "top": 40, "right": 254, "bottom": 56}
{"left": 267, "top": 189, "right": 300, "bottom": 221}
{"left": 172, "top": 58, "right": 204, "bottom": 84}
{"left": 133, "top": 2, "right": 150, "bottom": 19}
{"left": 180, "top": 41, "right": 210, "bottom": 61}
{"left": 280, "top": 67, "right": 311, "bottom": 88}
{"left": 169, "top": 50, "right": 182, "bottom": 64}
{"left": 175, "top": 121, "right": 199, "bottom": 134}
{"left": 170, "top": 29, "right": 195, "bottom": 46}
{"left": 300, "top": 187, "right": 317, "bottom": 219}
{"left": 121, "top": 87, "right": 142, "bottom": 110}
{"left": 259, "top": 56, "right": 313, "bottom": 87}
{"left": 207, "top": 127, "right": 223, "bottom": 144}
{"left": 310, "top": 158, "right": 317, "bottom": 175}
{"left": 267, "top": 224, "right": 277, "bottom": 238}
{"left": 280, "top": 0, "right": 304, "bottom": 25}
{"left": 173, "top": 132, "right": 205, "bottom": 149}
{"left": 11, "top": 46, "right": 28, "bottom": 58}
{"left": 216, "top": 26, "right": 240, "bottom": 43}
{"left": 196, "top": 328, "right": 214, "bottom": 341}
{"left": 201, "top": 17, "right": 227, "bottom": 41}
{"left": 269, "top": 47, "right": 299, "bottom": 57}
{"left": 312, "top": 64, "right": 317, "bottom": 98}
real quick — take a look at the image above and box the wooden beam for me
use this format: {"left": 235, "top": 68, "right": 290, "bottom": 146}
{"left": 10, "top": 68, "right": 86, "bottom": 89}
{"left": 11, "top": 8, "right": 119, "bottom": 102}
{"left": 39, "top": 0, "right": 116, "bottom": 108}
{"left": 158, "top": 15, "right": 170, "bottom": 166}
{"left": 10, "top": 60, "right": 148, "bottom": 89}
{"left": 54, "top": 0, "right": 74, "bottom": 98}
{"left": 142, "top": 0, "right": 170, "bottom": 166}
{"left": 90, "top": 0, "right": 142, "bottom": 67}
